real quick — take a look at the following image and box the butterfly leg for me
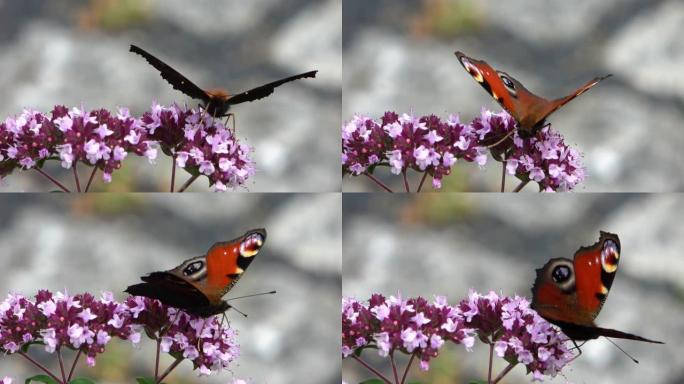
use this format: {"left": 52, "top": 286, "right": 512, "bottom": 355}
{"left": 485, "top": 129, "right": 516, "bottom": 149}
{"left": 567, "top": 339, "right": 584, "bottom": 363}
{"left": 160, "top": 309, "right": 183, "bottom": 337}
{"left": 222, "top": 113, "right": 236, "bottom": 135}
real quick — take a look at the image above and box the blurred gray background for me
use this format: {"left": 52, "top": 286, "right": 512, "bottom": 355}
{"left": 0, "top": 0, "right": 341, "bottom": 192}
{"left": 343, "top": 193, "right": 683, "bottom": 383}
{"left": 342, "top": 0, "right": 684, "bottom": 192}
{"left": 0, "top": 194, "right": 341, "bottom": 383}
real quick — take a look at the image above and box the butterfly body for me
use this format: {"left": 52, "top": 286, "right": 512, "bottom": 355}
{"left": 454, "top": 51, "right": 611, "bottom": 137}
{"left": 531, "top": 231, "right": 663, "bottom": 345}
{"left": 130, "top": 45, "right": 317, "bottom": 117}
{"left": 125, "top": 228, "right": 266, "bottom": 317}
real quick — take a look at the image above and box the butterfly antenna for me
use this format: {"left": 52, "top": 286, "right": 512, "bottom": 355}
{"left": 228, "top": 303, "right": 248, "bottom": 318}
{"left": 606, "top": 338, "right": 639, "bottom": 364}
{"left": 226, "top": 290, "right": 277, "bottom": 302}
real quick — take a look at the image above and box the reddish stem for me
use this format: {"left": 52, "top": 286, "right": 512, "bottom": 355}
{"left": 72, "top": 161, "right": 81, "bottom": 192}
{"left": 84, "top": 167, "right": 97, "bottom": 192}
{"left": 57, "top": 348, "right": 67, "bottom": 383}
{"left": 513, "top": 180, "right": 530, "bottom": 193}
{"left": 402, "top": 169, "right": 410, "bottom": 192}
{"left": 492, "top": 362, "right": 517, "bottom": 384}
{"left": 363, "top": 172, "right": 393, "bottom": 193}
{"left": 400, "top": 352, "right": 416, "bottom": 384}
{"left": 34, "top": 168, "right": 70, "bottom": 192}
{"left": 178, "top": 174, "right": 199, "bottom": 193}
{"left": 416, "top": 172, "right": 428, "bottom": 192}
{"left": 154, "top": 338, "right": 161, "bottom": 380}
{"left": 488, "top": 343, "right": 494, "bottom": 384}
{"left": 67, "top": 349, "right": 82, "bottom": 382}
{"left": 351, "top": 354, "right": 393, "bottom": 384}
{"left": 156, "top": 357, "right": 183, "bottom": 384}
{"left": 390, "top": 352, "right": 400, "bottom": 383}
{"left": 18, "top": 351, "right": 63, "bottom": 384}
{"left": 170, "top": 154, "right": 177, "bottom": 192}
{"left": 500, "top": 160, "right": 506, "bottom": 193}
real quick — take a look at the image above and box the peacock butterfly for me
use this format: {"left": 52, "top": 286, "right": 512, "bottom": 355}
{"left": 130, "top": 45, "right": 317, "bottom": 118}
{"left": 531, "top": 231, "right": 663, "bottom": 358}
{"left": 125, "top": 228, "right": 266, "bottom": 317}
{"left": 455, "top": 51, "right": 611, "bottom": 138}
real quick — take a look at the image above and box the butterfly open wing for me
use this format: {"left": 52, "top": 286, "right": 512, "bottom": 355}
{"left": 536, "top": 74, "right": 613, "bottom": 125}
{"left": 226, "top": 70, "right": 318, "bottom": 105}
{"left": 130, "top": 44, "right": 210, "bottom": 103}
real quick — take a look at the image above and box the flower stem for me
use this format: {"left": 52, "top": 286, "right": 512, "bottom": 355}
{"left": 18, "top": 351, "right": 63, "bottom": 384}
{"left": 67, "top": 349, "right": 82, "bottom": 382}
{"left": 500, "top": 160, "right": 506, "bottom": 193}
{"left": 492, "top": 362, "right": 517, "bottom": 384}
{"left": 34, "top": 168, "right": 70, "bottom": 192}
{"left": 416, "top": 172, "right": 428, "bottom": 192}
{"left": 154, "top": 338, "right": 161, "bottom": 380}
{"left": 72, "top": 161, "right": 81, "bottom": 192}
{"left": 170, "top": 154, "right": 177, "bottom": 192}
{"left": 400, "top": 352, "right": 416, "bottom": 384}
{"left": 390, "top": 352, "right": 400, "bottom": 383}
{"left": 57, "top": 348, "right": 67, "bottom": 383}
{"left": 351, "top": 354, "right": 393, "bottom": 384}
{"left": 513, "top": 180, "right": 530, "bottom": 193}
{"left": 363, "top": 172, "right": 393, "bottom": 193}
{"left": 402, "top": 169, "right": 410, "bottom": 192}
{"left": 178, "top": 174, "right": 199, "bottom": 193}
{"left": 487, "top": 343, "right": 494, "bottom": 384}
{"left": 84, "top": 167, "right": 97, "bottom": 192}
{"left": 156, "top": 357, "right": 183, "bottom": 384}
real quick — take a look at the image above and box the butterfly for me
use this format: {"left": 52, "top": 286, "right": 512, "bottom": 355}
{"left": 455, "top": 51, "right": 611, "bottom": 138}
{"left": 125, "top": 228, "right": 266, "bottom": 317}
{"left": 130, "top": 44, "right": 318, "bottom": 118}
{"left": 531, "top": 231, "right": 663, "bottom": 360}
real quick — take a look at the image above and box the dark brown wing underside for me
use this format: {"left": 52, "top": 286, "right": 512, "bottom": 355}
{"left": 553, "top": 320, "right": 663, "bottom": 344}
{"left": 124, "top": 271, "right": 210, "bottom": 309}
{"left": 227, "top": 70, "right": 318, "bottom": 105}
{"left": 130, "top": 44, "right": 209, "bottom": 103}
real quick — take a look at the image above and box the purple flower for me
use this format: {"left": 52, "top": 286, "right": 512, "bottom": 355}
{"left": 342, "top": 109, "right": 586, "bottom": 191}
{"left": 344, "top": 291, "right": 574, "bottom": 381}
{"left": 342, "top": 294, "right": 474, "bottom": 369}
{"left": 141, "top": 104, "right": 255, "bottom": 191}
{"left": 0, "top": 290, "right": 241, "bottom": 376}
{"left": 458, "top": 291, "right": 573, "bottom": 380}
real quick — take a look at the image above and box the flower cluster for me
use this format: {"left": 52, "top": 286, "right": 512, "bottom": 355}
{"left": 0, "top": 290, "right": 240, "bottom": 376}
{"left": 341, "top": 109, "right": 586, "bottom": 191}
{"left": 141, "top": 104, "right": 255, "bottom": 191}
{"left": 0, "top": 104, "right": 256, "bottom": 191}
{"left": 342, "top": 112, "right": 487, "bottom": 189}
{"left": 473, "top": 109, "right": 585, "bottom": 191}
{"left": 459, "top": 291, "right": 573, "bottom": 380}
{"left": 342, "top": 294, "right": 475, "bottom": 370}
{"left": 124, "top": 296, "right": 240, "bottom": 375}
{"left": 0, "top": 107, "right": 157, "bottom": 183}
{"left": 343, "top": 291, "right": 574, "bottom": 381}
{"left": 0, "top": 290, "right": 137, "bottom": 366}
